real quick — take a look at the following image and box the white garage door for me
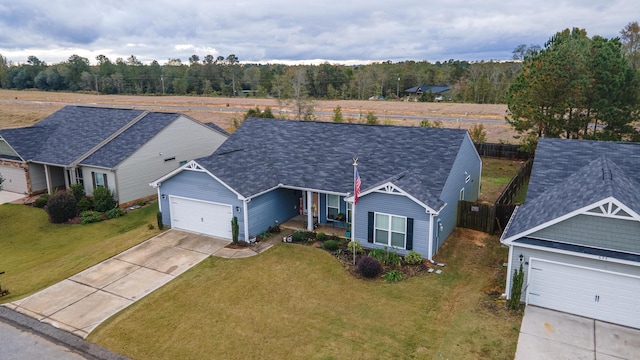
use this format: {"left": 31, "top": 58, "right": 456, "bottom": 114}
{"left": 0, "top": 165, "right": 28, "bottom": 193}
{"left": 527, "top": 258, "right": 640, "bottom": 329}
{"left": 169, "top": 196, "right": 233, "bottom": 239}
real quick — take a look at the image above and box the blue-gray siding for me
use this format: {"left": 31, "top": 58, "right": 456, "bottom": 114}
{"left": 158, "top": 170, "right": 245, "bottom": 238}
{"left": 248, "top": 188, "right": 299, "bottom": 237}
{"left": 354, "top": 191, "right": 430, "bottom": 257}
{"left": 434, "top": 134, "right": 482, "bottom": 255}
{"left": 530, "top": 214, "right": 640, "bottom": 254}
{"left": 509, "top": 245, "right": 640, "bottom": 300}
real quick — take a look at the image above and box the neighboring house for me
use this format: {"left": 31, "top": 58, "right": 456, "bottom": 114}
{"left": 0, "top": 106, "right": 228, "bottom": 205}
{"left": 151, "top": 118, "right": 481, "bottom": 260}
{"left": 501, "top": 138, "right": 640, "bottom": 329}
{"left": 404, "top": 85, "right": 450, "bottom": 100}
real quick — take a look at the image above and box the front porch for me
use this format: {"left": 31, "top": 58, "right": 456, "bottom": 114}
{"left": 281, "top": 215, "right": 351, "bottom": 238}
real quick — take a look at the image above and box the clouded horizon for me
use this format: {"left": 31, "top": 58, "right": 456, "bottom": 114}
{"left": 0, "top": 1, "right": 636, "bottom": 65}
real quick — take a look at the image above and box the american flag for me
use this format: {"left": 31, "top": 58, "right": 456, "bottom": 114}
{"left": 354, "top": 168, "right": 361, "bottom": 205}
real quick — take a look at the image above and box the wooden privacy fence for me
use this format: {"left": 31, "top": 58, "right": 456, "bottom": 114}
{"left": 474, "top": 142, "right": 531, "bottom": 160}
{"left": 457, "top": 159, "right": 533, "bottom": 234}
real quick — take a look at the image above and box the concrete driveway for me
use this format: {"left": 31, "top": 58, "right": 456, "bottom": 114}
{"left": 5, "top": 230, "right": 259, "bottom": 338}
{"left": 0, "top": 190, "right": 24, "bottom": 205}
{"left": 515, "top": 306, "right": 640, "bottom": 360}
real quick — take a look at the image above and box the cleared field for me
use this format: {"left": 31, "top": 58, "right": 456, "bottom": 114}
{"left": 0, "top": 89, "right": 517, "bottom": 143}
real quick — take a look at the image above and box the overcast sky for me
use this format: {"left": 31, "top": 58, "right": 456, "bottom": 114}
{"left": 0, "top": 1, "right": 636, "bottom": 65}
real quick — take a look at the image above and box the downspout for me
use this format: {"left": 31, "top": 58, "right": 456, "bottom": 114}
{"left": 243, "top": 199, "right": 250, "bottom": 242}
{"left": 44, "top": 164, "right": 53, "bottom": 195}
{"left": 427, "top": 212, "right": 434, "bottom": 261}
{"left": 156, "top": 184, "right": 162, "bottom": 213}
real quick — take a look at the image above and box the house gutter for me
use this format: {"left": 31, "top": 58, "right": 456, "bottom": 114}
{"left": 243, "top": 199, "right": 250, "bottom": 242}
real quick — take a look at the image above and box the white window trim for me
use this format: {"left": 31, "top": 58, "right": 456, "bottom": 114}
{"left": 326, "top": 194, "right": 340, "bottom": 221}
{"left": 346, "top": 201, "right": 353, "bottom": 224}
{"left": 373, "top": 212, "right": 407, "bottom": 249}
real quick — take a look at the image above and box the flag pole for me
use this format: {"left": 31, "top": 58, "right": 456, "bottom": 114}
{"left": 352, "top": 157, "right": 358, "bottom": 266}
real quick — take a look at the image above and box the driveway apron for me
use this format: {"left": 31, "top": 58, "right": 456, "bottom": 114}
{"left": 515, "top": 305, "right": 640, "bottom": 360}
{"left": 4, "top": 230, "right": 254, "bottom": 338}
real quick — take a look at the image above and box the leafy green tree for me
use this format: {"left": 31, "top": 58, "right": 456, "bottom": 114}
{"left": 0, "top": 172, "right": 4, "bottom": 191}
{"left": 244, "top": 106, "right": 275, "bottom": 120}
{"left": 468, "top": 123, "right": 487, "bottom": 142}
{"left": 620, "top": 21, "right": 640, "bottom": 71}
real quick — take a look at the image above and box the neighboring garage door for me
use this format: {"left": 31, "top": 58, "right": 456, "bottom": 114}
{"left": 527, "top": 258, "right": 640, "bottom": 329}
{"left": 169, "top": 196, "right": 233, "bottom": 239}
{"left": 0, "top": 165, "right": 27, "bottom": 193}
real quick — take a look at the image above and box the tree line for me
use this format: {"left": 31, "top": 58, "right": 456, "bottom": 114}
{"left": 0, "top": 52, "right": 523, "bottom": 103}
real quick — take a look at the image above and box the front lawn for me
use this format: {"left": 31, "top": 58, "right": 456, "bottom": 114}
{"left": 0, "top": 203, "right": 160, "bottom": 302}
{"left": 90, "top": 228, "right": 522, "bottom": 359}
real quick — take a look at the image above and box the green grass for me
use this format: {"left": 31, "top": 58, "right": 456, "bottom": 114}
{"left": 90, "top": 229, "right": 522, "bottom": 359}
{"left": 0, "top": 203, "right": 161, "bottom": 302}
{"left": 479, "top": 157, "right": 524, "bottom": 203}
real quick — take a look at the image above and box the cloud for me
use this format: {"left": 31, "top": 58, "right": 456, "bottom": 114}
{"left": 0, "top": 0, "right": 636, "bottom": 65}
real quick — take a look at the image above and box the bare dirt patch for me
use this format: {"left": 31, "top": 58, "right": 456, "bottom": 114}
{"left": 0, "top": 89, "right": 517, "bottom": 143}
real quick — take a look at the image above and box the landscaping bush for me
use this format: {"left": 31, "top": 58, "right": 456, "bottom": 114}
{"left": 347, "top": 240, "right": 363, "bottom": 254}
{"left": 106, "top": 207, "right": 125, "bottom": 219}
{"left": 404, "top": 251, "right": 423, "bottom": 265}
{"left": 69, "top": 183, "right": 85, "bottom": 202}
{"left": 34, "top": 194, "right": 50, "bottom": 208}
{"left": 383, "top": 270, "right": 404, "bottom": 283}
{"left": 267, "top": 224, "right": 281, "bottom": 233}
{"left": 157, "top": 211, "right": 163, "bottom": 230}
{"left": 368, "top": 248, "right": 387, "bottom": 262}
{"left": 322, "top": 239, "right": 339, "bottom": 251}
{"left": 368, "top": 248, "right": 402, "bottom": 266}
{"left": 46, "top": 190, "right": 78, "bottom": 223}
{"left": 316, "top": 232, "right": 327, "bottom": 241}
{"left": 77, "top": 197, "right": 92, "bottom": 212}
{"left": 92, "top": 186, "right": 116, "bottom": 212}
{"left": 80, "top": 211, "right": 103, "bottom": 224}
{"left": 291, "top": 230, "right": 306, "bottom": 243}
{"left": 357, "top": 256, "right": 383, "bottom": 278}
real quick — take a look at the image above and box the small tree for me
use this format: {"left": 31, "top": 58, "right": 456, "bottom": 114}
{"left": 509, "top": 263, "right": 525, "bottom": 310}
{"left": 469, "top": 123, "right": 487, "bottom": 143}
{"left": 231, "top": 216, "right": 239, "bottom": 244}
{"left": 0, "top": 172, "right": 3, "bottom": 191}
{"left": 92, "top": 187, "right": 116, "bottom": 212}
{"left": 365, "top": 111, "right": 378, "bottom": 125}
{"left": 332, "top": 106, "right": 344, "bottom": 123}
{"left": 46, "top": 190, "right": 78, "bottom": 223}
{"left": 157, "top": 211, "right": 164, "bottom": 230}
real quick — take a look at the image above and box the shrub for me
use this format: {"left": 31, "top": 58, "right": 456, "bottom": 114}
{"left": 368, "top": 248, "right": 387, "bottom": 262}
{"left": 368, "top": 248, "right": 402, "bottom": 266}
{"left": 80, "top": 211, "right": 103, "bottom": 224}
{"left": 347, "top": 240, "right": 363, "bottom": 254}
{"left": 384, "top": 270, "right": 404, "bottom": 283}
{"left": 92, "top": 186, "right": 116, "bottom": 212}
{"left": 77, "top": 197, "right": 92, "bottom": 212}
{"left": 509, "top": 263, "right": 525, "bottom": 310}
{"left": 106, "top": 207, "right": 125, "bottom": 219}
{"left": 267, "top": 224, "right": 281, "bottom": 233}
{"left": 34, "top": 194, "right": 50, "bottom": 208}
{"left": 291, "top": 230, "right": 306, "bottom": 243}
{"left": 385, "top": 252, "right": 402, "bottom": 267}
{"left": 322, "top": 239, "right": 339, "bottom": 251}
{"left": 357, "top": 256, "right": 383, "bottom": 278}
{"left": 46, "top": 190, "right": 77, "bottom": 223}
{"left": 316, "top": 232, "right": 327, "bottom": 241}
{"left": 404, "top": 251, "right": 423, "bottom": 265}
{"left": 231, "top": 216, "right": 239, "bottom": 244}
{"left": 148, "top": 223, "right": 155, "bottom": 230}
{"left": 69, "top": 183, "right": 85, "bottom": 202}
{"left": 157, "top": 211, "right": 163, "bottom": 230}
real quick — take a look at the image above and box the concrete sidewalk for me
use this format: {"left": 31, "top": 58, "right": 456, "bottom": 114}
{"left": 4, "top": 230, "right": 270, "bottom": 338}
{"left": 515, "top": 306, "right": 640, "bottom": 360}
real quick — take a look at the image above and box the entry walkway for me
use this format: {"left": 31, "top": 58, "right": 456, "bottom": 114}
{"left": 4, "top": 230, "right": 270, "bottom": 338}
{"left": 515, "top": 306, "right": 640, "bottom": 360}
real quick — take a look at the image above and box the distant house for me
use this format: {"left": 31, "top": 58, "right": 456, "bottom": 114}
{"left": 404, "top": 85, "right": 450, "bottom": 100}
{"left": 501, "top": 138, "right": 640, "bottom": 329}
{"left": 151, "top": 118, "right": 482, "bottom": 260}
{"left": 0, "top": 106, "right": 228, "bottom": 206}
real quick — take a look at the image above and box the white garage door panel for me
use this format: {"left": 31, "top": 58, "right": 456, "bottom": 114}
{"left": 527, "top": 259, "right": 640, "bottom": 329}
{"left": 0, "top": 166, "right": 27, "bottom": 193}
{"left": 169, "top": 197, "right": 232, "bottom": 239}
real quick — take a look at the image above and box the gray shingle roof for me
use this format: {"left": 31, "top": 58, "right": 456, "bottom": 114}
{"left": 503, "top": 138, "right": 640, "bottom": 240}
{"left": 0, "top": 126, "right": 53, "bottom": 160}
{"left": 81, "top": 112, "right": 179, "bottom": 168}
{"left": 194, "top": 118, "right": 469, "bottom": 209}
{"left": 204, "top": 122, "right": 230, "bottom": 136}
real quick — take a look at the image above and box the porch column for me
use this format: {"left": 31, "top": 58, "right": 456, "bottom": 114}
{"left": 306, "top": 191, "right": 313, "bottom": 231}
{"left": 44, "top": 164, "right": 53, "bottom": 195}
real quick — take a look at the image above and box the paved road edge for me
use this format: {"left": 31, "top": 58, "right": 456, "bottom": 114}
{"left": 0, "top": 306, "right": 129, "bottom": 360}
